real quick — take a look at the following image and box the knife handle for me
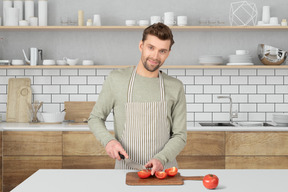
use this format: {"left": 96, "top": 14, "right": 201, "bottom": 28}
{"left": 118, "top": 152, "right": 125, "bottom": 160}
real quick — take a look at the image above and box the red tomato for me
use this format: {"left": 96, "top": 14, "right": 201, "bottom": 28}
{"left": 165, "top": 167, "right": 178, "bottom": 177}
{"left": 203, "top": 174, "right": 219, "bottom": 189}
{"left": 155, "top": 171, "right": 167, "bottom": 179}
{"left": 137, "top": 169, "right": 151, "bottom": 179}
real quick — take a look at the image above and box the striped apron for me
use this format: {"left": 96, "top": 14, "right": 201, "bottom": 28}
{"left": 115, "top": 68, "right": 177, "bottom": 170}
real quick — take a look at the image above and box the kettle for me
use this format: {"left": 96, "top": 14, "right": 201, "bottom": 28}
{"left": 22, "top": 48, "right": 43, "bottom": 66}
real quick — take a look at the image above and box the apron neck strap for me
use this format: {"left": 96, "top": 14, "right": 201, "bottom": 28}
{"left": 128, "top": 67, "right": 165, "bottom": 103}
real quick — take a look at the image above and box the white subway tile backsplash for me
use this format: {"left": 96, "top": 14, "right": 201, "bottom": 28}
{"left": 235, "top": 113, "right": 248, "bottom": 122}
{"left": 87, "top": 94, "right": 98, "bottom": 101}
{"left": 0, "top": 69, "right": 6, "bottom": 76}
{"left": 258, "top": 104, "right": 274, "bottom": 112}
{"left": 0, "top": 76, "right": 11, "bottom": 84}
{"left": 97, "top": 69, "right": 113, "bottom": 76}
{"left": 61, "top": 69, "right": 78, "bottom": 76}
{"left": 42, "top": 103, "right": 60, "bottom": 112}
{"left": 248, "top": 113, "right": 266, "bottom": 121}
{"left": 25, "top": 69, "right": 42, "bottom": 76}
{"left": 186, "top": 69, "right": 203, "bottom": 76}
{"left": 31, "top": 85, "right": 42, "bottom": 94}
{"left": 70, "top": 76, "right": 86, "bottom": 84}
{"left": 70, "top": 95, "right": 87, "bottom": 101}
{"left": 0, "top": 95, "right": 7, "bottom": 103}
{"left": 195, "top": 94, "right": 212, "bottom": 103}
{"left": 248, "top": 76, "right": 265, "bottom": 84}
{"left": 266, "top": 95, "right": 283, "bottom": 103}
{"left": 275, "top": 85, "right": 288, "bottom": 94}
{"left": 240, "top": 69, "right": 257, "bottom": 76}
{"left": 267, "top": 76, "right": 283, "bottom": 85}
{"left": 0, "top": 104, "right": 6, "bottom": 112}
{"left": 43, "top": 69, "right": 60, "bottom": 76}
{"left": 275, "top": 104, "right": 288, "bottom": 112}
{"left": 240, "top": 85, "right": 256, "bottom": 94}
{"left": 88, "top": 76, "right": 105, "bottom": 85}
{"left": 186, "top": 85, "right": 203, "bottom": 94}
{"left": 249, "top": 95, "right": 265, "bottom": 103}
{"left": 33, "top": 94, "right": 51, "bottom": 102}
{"left": 240, "top": 104, "right": 257, "bottom": 112}
{"left": 204, "top": 69, "right": 221, "bottom": 76}
{"left": 167, "top": 69, "right": 185, "bottom": 76}
{"left": 34, "top": 76, "right": 51, "bottom": 84}
{"left": 43, "top": 85, "right": 60, "bottom": 94}
{"left": 221, "top": 69, "right": 238, "bottom": 76}
{"left": 186, "top": 113, "right": 194, "bottom": 121}
{"left": 79, "top": 85, "right": 96, "bottom": 94}
{"left": 7, "top": 69, "right": 24, "bottom": 76}
{"left": 96, "top": 85, "right": 102, "bottom": 94}
{"left": 213, "top": 112, "right": 229, "bottom": 121}
{"left": 203, "top": 85, "right": 221, "bottom": 94}
{"left": 213, "top": 76, "right": 230, "bottom": 85}
{"left": 230, "top": 94, "right": 248, "bottom": 103}
{"left": 231, "top": 76, "right": 247, "bottom": 84}
{"left": 221, "top": 85, "right": 238, "bottom": 94}
{"left": 204, "top": 104, "right": 221, "bottom": 112}
{"left": 257, "top": 69, "right": 275, "bottom": 76}
{"left": 177, "top": 76, "right": 194, "bottom": 84}
{"left": 195, "top": 113, "right": 212, "bottom": 121}
{"left": 61, "top": 85, "right": 77, "bottom": 94}
{"left": 258, "top": 85, "right": 275, "bottom": 94}
{"left": 79, "top": 69, "right": 96, "bottom": 76}
{"left": 187, "top": 103, "right": 203, "bottom": 112}
{"left": 185, "top": 94, "right": 194, "bottom": 103}
{"left": 52, "top": 95, "right": 69, "bottom": 103}
{"left": 52, "top": 76, "right": 69, "bottom": 84}
{"left": 284, "top": 95, "right": 288, "bottom": 103}
{"left": 195, "top": 76, "right": 212, "bottom": 84}
{"left": 275, "top": 69, "right": 288, "bottom": 76}
{"left": 0, "top": 85, "right": 6, "bottom": 94}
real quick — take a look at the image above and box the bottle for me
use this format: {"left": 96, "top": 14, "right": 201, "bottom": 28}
{"left": 3, "top": 0, "right": 12, "bottom": 26}
{"left": 281, "top": 19, "right": 287, "bottom": 26}
{"left": 38, "top": 0, "right": 48, "bottom": 26}
{"left": 25, "top": 0, "right": 34, "bottom": 21}
{"left": 78, "top": 10, "right": 84, "bottom": 26}
{"left": 14, "top": 0, "right": 23, "bottom": 21}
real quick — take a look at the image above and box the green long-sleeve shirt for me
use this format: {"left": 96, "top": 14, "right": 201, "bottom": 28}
{"left": 88, "top": 66, "right": 187, "bottom": 166}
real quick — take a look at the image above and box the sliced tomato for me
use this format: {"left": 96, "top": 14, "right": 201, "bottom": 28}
{"left": 165, "top": 167, "right": 178, "bottom": 177}
{"left": 155, "top": 171, "right": 167, "bottom": 179}
{"left": 137, "top": 169, "right": 151, "bottom": 179}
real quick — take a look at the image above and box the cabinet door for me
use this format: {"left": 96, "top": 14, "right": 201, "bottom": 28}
{"left": 62, "top": 131, "right": 115, "bottom": 169}
{"left": 3, "top": 131, "right": 62, "bottom": 156}
{"left": 3, "top": 156, "right": 62, "bottom": 192}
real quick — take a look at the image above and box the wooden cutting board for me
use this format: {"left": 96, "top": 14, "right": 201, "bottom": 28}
{"left": 126, "top": 172, "right": 203, "bottom": 186}
{"left": 16, "top": 86, "right": 32, "bottom": 123}
{"left": 64, "top": 101, "right": 96, "bottom": 122}
{"left": 6, "top": 78, "right": 31, "bottom": 122}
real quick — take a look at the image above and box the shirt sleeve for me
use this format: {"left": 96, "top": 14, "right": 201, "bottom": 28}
{"left": 153, "top": 83, "right": 187, "bottom": 166}
{"left": 88, "top": 73, "right": 116, "bottom": 147}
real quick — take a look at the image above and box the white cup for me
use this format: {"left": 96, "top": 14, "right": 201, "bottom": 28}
{"left": 19, "top": 20, "right": 28, "bottom": 26}
{"left": 163, "top": 12, "right": 175, "bottom": 26}
{"left": 270, "top": 17, "right": 279, "bottom": 25}
{"left": 236, "top": 50, "right": 249, "bottom": 55}
{"left": 93, "top": 14, "right": 101, "bottom": 26}
{"left": 177, "top": 16, "right": 187, "bottom": 26}
{"left": 125, "top": 20, "right": 136, "bottom": 26}
{"left": 138, "top": 19, "right": 149, "bottom": 26}
{"left": 150, "top": 16, "right": 161, "bottom": 24}
{"left": 82, "top": 60, "right": 94, "bottom": 65}
{"left": 262, "top": 6, "right": 270, "bottom": 24}
{"left": 29, "top": 17, "right": 38, "bottom": 26}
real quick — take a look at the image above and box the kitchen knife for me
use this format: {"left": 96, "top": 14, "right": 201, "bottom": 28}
{"left": 119, "top": 152, "right": 146, "bottom": 171}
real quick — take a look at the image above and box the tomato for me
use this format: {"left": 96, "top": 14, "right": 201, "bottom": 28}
{"left": 203, "top": 174, "right": 219, "bottom": 189}
{"left": 165, "top": 167, "right": 178, "bottom": 177}
{"left": 137, "top": 169, "right": 151, "bottom": 179}
{"left": 155, "top": 171, "right": 167, "bottom": 179}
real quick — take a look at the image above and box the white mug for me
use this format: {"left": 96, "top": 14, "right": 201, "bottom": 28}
{"left": 125, "top": 20, "right": 136, "bottom": 26}
{"left": 150, "top": 16, "right": 161, "bottom": 24}
{"left": 270, "top": 17, "right": 278, "bottom": 25}
{"left": 177, "top": 16, "right": 187, "bottom": 26}
{"left": 163, "top": 12, "right": 175, "bottom": 26}
{"left": 138, "top": 20, "right": 149, "bottom": 26}
{"left": 93, "top": 14, "right": 101, "bottom": 26}
{"left": 29, "top": 17, "right": 38, "bottom": 26}
{"left": 19, "top": 20, "right": 28, "bottom": 26}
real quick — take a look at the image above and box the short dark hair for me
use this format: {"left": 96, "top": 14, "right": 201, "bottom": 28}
{"left": 142, "top": 23, "right": 175, "bottom": 50}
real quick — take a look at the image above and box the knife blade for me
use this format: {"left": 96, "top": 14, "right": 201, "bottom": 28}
{"left": 118, "top": 152, "right": 146, "bottom": 170}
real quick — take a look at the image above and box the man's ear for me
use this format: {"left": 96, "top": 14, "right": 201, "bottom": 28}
{"left": 139, "top": 40, "right": 144, "bottom": 52}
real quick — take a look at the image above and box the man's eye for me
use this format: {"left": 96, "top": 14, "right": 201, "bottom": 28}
{"left": 160, "top": 50, "right": 167, "bottom": 54}
{"left": 148, "top": 46, "right": 153, "bottom": 50}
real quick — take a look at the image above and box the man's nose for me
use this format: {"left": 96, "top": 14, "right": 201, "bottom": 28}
{"left": 151, "top": 50, "right": 159, "bottom": 59}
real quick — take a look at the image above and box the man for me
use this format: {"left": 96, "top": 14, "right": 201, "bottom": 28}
{"left": 88, "top": 23, "right": 187, "bottom": 175}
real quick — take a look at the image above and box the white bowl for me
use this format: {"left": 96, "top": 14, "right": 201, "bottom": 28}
{"left": 41, "top": 112, "right": 66, "bottom": 123}
{"left": 11, "top": 59, "right": 24, "bottom": 65}
{"left": 56, "top": 60, "right": 67, "bottom": 65}
{"left": 43, "top": 59, "right": 56, "bottom": 65}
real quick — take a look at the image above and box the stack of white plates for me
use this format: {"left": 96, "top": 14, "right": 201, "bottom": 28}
{"left": 273, "top": 114, "right": 288, "bottom": 126}
{"left": 227, "top": 54, "right": 253, "bottom": 65}
{"left": 199, "top": 55, "right": 224, "bottom": 65}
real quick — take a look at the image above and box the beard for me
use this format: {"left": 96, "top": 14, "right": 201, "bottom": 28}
{"left": 142, "top": 57, "right": 162, "bottom": 72}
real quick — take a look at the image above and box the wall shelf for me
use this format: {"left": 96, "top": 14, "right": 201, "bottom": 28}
{"left": 1, "top": 65, "right": 288, "bottom": 69}
{"left": 0, "top": 26, "right": 288, "bottom": 31}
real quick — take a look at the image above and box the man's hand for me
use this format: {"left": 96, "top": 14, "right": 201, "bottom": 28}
{"left": 105, "top": 140, "right": 128, "bottom": 161}
{"left": 145, "top": 159, "right": 164, "bottom": 175}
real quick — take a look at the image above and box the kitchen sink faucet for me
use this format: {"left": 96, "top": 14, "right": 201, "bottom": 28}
{"left": 217, "top": 96, "right": 238, "bottom": 123}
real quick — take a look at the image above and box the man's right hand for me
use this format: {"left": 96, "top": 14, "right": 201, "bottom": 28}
{"left": 105, "top": 140, "right": 129, "bottom": 161}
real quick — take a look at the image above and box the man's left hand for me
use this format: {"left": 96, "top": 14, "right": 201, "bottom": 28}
{"left": 145, "top": 159, "right": 164, "bottom": 175}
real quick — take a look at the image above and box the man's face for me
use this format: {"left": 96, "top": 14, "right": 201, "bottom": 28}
{"left": 139, "top": 35, "right": 171, "bottom": 73}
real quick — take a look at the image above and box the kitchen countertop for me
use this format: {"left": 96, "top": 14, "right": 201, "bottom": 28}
{"left": 11, "top": 169, "right": 288, "bottom": 192}
{"left": 1, "top": 122, "right": 288, "bottom": 131}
